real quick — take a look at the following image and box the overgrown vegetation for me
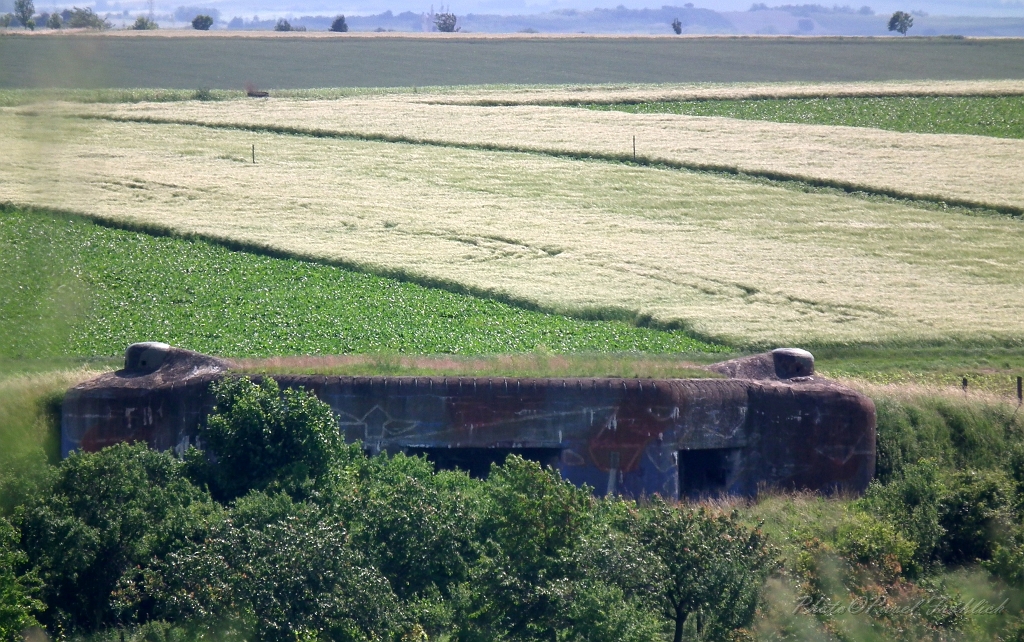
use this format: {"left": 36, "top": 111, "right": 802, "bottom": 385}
{"left": 589, "top": 95, "right": 1024, "bottom": 139}
{"left": 0, "top": 208, "right": 720, "bottom": 362}
{"left": 4, "top": 376, "right": 1024, "bottom": 641}
{"left": 0, "top": 379, "right": 776, "bottom": 641}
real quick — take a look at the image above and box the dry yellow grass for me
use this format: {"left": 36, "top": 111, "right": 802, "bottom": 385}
{"left": 233, "top": 353, "right": 719, "bottom": 378}
{"left": 48, "top": 91, "right": 1024, "bottom": 213}
{"left": 411, "top": 79, "right": 1024, "bottom": 105}
{"left": 3, "top": 110, "right": 1023, "bottom": 347}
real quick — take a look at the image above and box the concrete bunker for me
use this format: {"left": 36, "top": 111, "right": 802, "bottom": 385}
{"left": 61, "top": 344, "right": 876, "bottom": 499}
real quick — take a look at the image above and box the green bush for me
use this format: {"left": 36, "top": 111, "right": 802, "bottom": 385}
{"left": 458, "top": 456, "right": 595, "bottom": 640}
{"left": 190, "top": 14, "right": 212, "bottom": 29}
{"left": 329, "top": 14, "right": 347, "bottom": 31}
{"left": 938, "top": 468, "right": 1013, "bottom": 565}
{"left": 190, "top": 377, "right": 352, "bottom": 501}
{"left": 0, "top": 517, "right": 42, "bottom": 642}
{"left": 15, "top": 443, "right": 220, "bottom": 635}
{"left": 834, "top": 510, "right": 916, "bottom": 578}
{"left": 637, "top": 498, "right": 777, "bottom": 642}
{"left": 433, "top": 12, "right": 457, "bottom": 32}
{"left": 339, "top": 453, "right": 476, "bottom": 604}
{"left": 860, "top": 460, "right": 946, "bottom": 575}
{"left": 129, "top": 15, "right": 157, "bottom": 29}
{"left": 65, "top": 6, "right": 109, "bottom": 28}
{"left": 152, "top": 496, "right": 402, "bottom": 642}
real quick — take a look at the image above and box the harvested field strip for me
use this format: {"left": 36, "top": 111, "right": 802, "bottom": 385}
{"left": 71, "top": 111, "right": 1024, "bottom": 218}
{"left": 3, "top": 116, "right": 1024, "bottom": 347}
{"left": 0, "top": 208, "right": 719, "bottom": 358}
{"left": 428, "top": 79, "right": 1024, "bottom": 106}
{"left": 5, "top": 79, "right": 1024, "bottom": 108}
{"left": 52, "top": 97, "right": 1024, "bottom": 213}
{"left": 590, "top": 95, "right": 1024, "bottom": 139}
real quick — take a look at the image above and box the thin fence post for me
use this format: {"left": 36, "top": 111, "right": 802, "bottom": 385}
{"left": 252, "top": 144, "right": 255, "bottom": 164}
{"left": 1018, "top": 376, "right": 1022, "bottom": 405}
{"left": 632, "top": 135, "right": 636, "bottom": 161}
{"left": 962, "top": 377, "right": 968, "bottom": 394}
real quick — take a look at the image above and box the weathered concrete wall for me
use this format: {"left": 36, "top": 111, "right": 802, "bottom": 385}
{"left": 62, "top": 344, "right": 875, "bottom": 499}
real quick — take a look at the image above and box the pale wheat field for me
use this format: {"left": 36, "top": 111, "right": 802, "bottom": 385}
{"left": 44, "top": 86, "right": 1024, "bottom": 214}
{"left": 3, "top": 88, "right": 1023, "bottom": 347}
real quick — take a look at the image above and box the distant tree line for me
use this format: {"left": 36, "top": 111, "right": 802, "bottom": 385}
{"left": 1, "top": 0, "right": 110, "bottom": 29}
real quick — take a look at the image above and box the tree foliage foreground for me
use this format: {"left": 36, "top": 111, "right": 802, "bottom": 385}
{"left": 0, "top": 378, "right": 778, "bottom": 641}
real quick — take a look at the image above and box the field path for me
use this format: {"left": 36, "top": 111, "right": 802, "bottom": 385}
{"left": 56, "top": 95, "right": 1024, "bottom": 214}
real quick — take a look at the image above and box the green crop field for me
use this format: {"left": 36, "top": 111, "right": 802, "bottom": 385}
{"left": 2, "top": 34, "right": 1024, "bottom": 90}
{"left": 590, "top": 95, "right": 1024, "bottom": 139}
{"left": 0, "top": 208, "right": 719, "bottom": 363}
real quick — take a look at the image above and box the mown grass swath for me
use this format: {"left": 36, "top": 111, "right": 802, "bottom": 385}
{"left": 589, "top": 95, "right": 1024, "bottom": 139}
{"left": 0, "top": 208, "right": 720, "bottom": 360}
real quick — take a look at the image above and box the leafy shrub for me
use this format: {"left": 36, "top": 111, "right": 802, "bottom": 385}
{"left": 329, "top": 14, "right": 347, "bottom": 31}
{"left": 16, "top": 443, "right": 221, "bottom": 635}
{"left": 189, "top": 377, "right": 352, "bottom": 501}
{"left": 65, "top": 6, "right": 109, "bottom": 29}
{"left": 274, "top": 18, "right": 291, "bottom": 31}
{"left": 834, "top": 510, "right": 916, "bottom": 579}
{"left": 190, "top": 14, "right": 212, "bottom": 29}
{"left": 0, "top": 517, "right": 42, "bottom": 641}
{"left": 434, "top": 12, "right": 457, "bottom": 32}
{"left": 671, "top": 17, "right": 682, "bottom": 33}
{"left": 339, "top": 453, "right": 476, "bottom": 604}
{"left": 938, "top": 468, "right": 1013, "bottom": 565}
{"left": 129, "top": 15, "right": 158, "bottom": 29}
{"left": 152, "top": 496, "right": 402, "bottom": 642}
{"left": 44, "top": 11, "right": 60, "bottom": 28}
{"left": 860, "top": 460, "right": 946, "bottom": 575}
{"left": 0, "top": 14, "right": 12, "bottom": 28}
{"left": 636, "top": 499, "right": 777, "bottom": 642}
{"left": 459, "top": 456, "right": 595, "bottom": 640}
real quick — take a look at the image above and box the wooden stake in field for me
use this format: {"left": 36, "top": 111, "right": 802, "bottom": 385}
{"left": 1017, "top": 376, "right": 1022, "bottom": 405}
{"left": 252, "top": 144, "right": 256, "bottom": 164}
{"left": 632, "top": 135, "right": 636, "bottom": 161}
{"left": 963, "top": 377, "right": 968, "bottom": 394}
